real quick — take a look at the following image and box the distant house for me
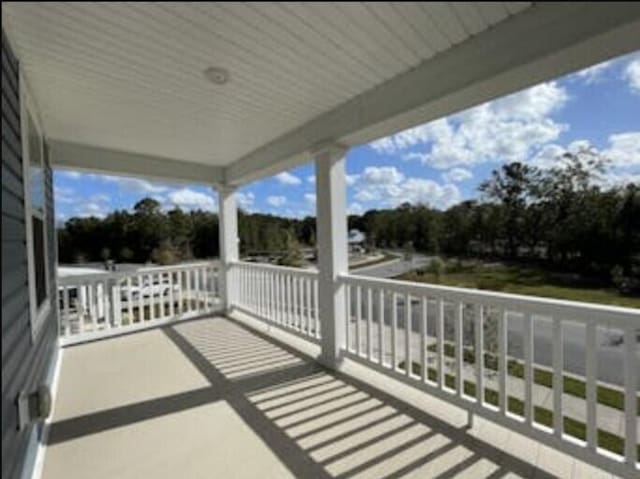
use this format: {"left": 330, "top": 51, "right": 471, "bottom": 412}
{"left": 348, "top": 229, "right": 366, "bottom": 254}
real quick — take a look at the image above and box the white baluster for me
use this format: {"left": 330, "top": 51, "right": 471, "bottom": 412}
{"left": 186, "top": 269, "right": 192, "bottom": 313}
{"left": 455, "top": 302, "right": 464, "bottom": 396}
{"left": 287, "top": 274, "right": 293, "bottom": 327}
{"left": 112, "top": 281, "right": 121, "bottom": 327}
{"left": 306, "top": 279, "right": 313, "bottom": 335}
{"left": 89, "top": 282, "right": 97, "bottom": 331}
{"left": 62, "top": 286, "right": 70, "bottom": 337}
{"left": 524, "top": 313, "right": 534, "bottom": 424}
{"left": 552, "top": 318, "right": 563, "bottom": 437}
{"left": 367, "top": 288, "right": 373, "bottom": 360}
{"left": 169, "top": 272, "right": 175, "bottom": 317}
{"left": 421, "top": 297, "right": 427, "bottom": 382}
{"left": 405, "top": 293, "right": 412, "bottom": 377}
{"left": 585, "top": 321, "right": 597, "bottom": 450}
{"left": 624, "top": 325, "right": 638, "bottom": 466}
{"left": 474, "top": 304, "right": 484, "bottom": 405}
{"left": 356, "top": 286, "right": 362, "bottom": 356}
{"left": 137, "top": 275, "right": 144, "bottom": 322}
{"left": 498, "top": 309, "right": 507, "bottom": 414}
{"left": 379, "top": 290, "right": 385, "bottom": 367}
{"left": 292, "top": 275, "right": 298, "bottom": 329}
{"left": 149, "top": 274, "right": 156, "bottom": 320}
{"left": 126, "top": 277, "right": 133, "bottom": 324}
{"left": 345, "top": 285, "right": 351, "bottom": 352}
{"left": 392, "top": 293, "right": 398, "bottom": 371}
{"left": 314, "top": 279, "right": 320, "bottom": 338}
{"left": 436, "top": 298, "right": 444, "bottom": 389}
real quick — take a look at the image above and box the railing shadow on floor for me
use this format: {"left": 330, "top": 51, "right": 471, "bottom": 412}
{"left": 48, "top": 315, "right": 559, "bottom": 479}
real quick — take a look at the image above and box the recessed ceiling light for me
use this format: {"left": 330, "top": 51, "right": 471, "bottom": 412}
{"left": 204, "top": 66, "right": 230, "bottom": 85}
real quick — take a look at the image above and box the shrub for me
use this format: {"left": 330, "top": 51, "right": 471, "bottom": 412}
{"left": 428, "top": 257, "right": 445, "bottom": 282}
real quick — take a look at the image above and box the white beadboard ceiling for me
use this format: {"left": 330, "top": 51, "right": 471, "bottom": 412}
{"left": 2, "top": 3, "right": 530, "bottom": 164}
{"left": 3, "top": 2, "right": 639, "bottom": 184}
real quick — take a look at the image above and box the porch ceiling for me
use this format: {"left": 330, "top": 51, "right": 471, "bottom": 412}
{"left": 3, "top": 3, "right": 640, "bottom": 185}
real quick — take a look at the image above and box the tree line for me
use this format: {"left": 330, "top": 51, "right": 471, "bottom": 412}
{"left": 58, "top": 149, "right": 638, "bottom": 291}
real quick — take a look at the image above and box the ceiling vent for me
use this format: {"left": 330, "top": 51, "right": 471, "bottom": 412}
{"left": 203, "top": 66, "right": 230, "bottom": 85}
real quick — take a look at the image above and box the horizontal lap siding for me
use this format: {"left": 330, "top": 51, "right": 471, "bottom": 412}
{"left": 1, "top": 29, "right": 58, "bottom": 479}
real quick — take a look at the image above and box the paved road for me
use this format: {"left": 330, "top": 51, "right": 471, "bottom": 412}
{"left": 352, "top": 253, "right": 432, "bottom": 278}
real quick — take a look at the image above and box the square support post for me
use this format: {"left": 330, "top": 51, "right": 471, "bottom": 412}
{"left": 314, "top": 143, "right": 349, "bottom": 369}
{"left": 216, "top": 185, "right": 239, "bottom": 313}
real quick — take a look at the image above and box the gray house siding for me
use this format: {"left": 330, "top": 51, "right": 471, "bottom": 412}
{"left": 2, "top": 30, "right": 58, "bottom": 479}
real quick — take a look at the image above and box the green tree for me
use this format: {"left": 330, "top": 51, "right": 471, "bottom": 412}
{"left": 278, "top": 230, "right": 304, "bottom": 267}
{"left": 479, "top": 162, "right": 541, "bottom": 258}
{"left": 132, "top": 198, "right": 169, "bottom": 262}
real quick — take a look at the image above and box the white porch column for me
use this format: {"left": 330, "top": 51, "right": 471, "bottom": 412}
{"left": 314, "top": 143, "right": 349, "bottom": 369}
{"left": 216, "top": 185, "right": 239, "bottom": 313}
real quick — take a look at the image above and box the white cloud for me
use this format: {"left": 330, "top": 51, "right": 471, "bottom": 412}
{"left": 529, "top": 135, "right": 640, "bottom": 191}
{"left": 361, "top": 166, "right": 405, "bottom": 185}
{"left": 373, "top": 82, "right": 568, "bottom": 169}
{"left": 103, "top": 175, "right": 168, "bottom": 194}
{"left": 529, "top": 144, "right": 568, "bottom": 170}
{"left": 304, "top": 173, "right": 358, "bottom": 186}
{"left": 266, "top": 195, "right": 287, "bottom": 207}
{"left": 400, "top": 179, "right": 461, "bottom": 209}
{"left": 348, "top": 202, "right": 365, "bottom": 215}
{"left": 91, "top": 193, "right": 111, "bottom": 203}
{"left": 275, "top": 171, "right": 302, "bottom": 185}
{"left": 346, "top": 174, "right": 360, "bottom": 186}
{"left": 604, "top": 132, "right": 640, "bottom": 167}
{"left": 442, "top": 167, "right": 473, "bottom": 183}
{"left": 353, "top": 165, "right": 460, "bottom": 209}
{"left": 370, "top": 120, "right": 450, "bottom": 155}
{"left": 575, "top": 60, "right": 613, "bottom": 84}
{"left": 165, "top": 188, "right": 216, "bottom": 212}
{"left": 58, "top": 170, "right": 82, "bottom": 179}
{"left": 54, "top": 186, "right": 76, "bottom": 204}
{"left": 599, "top": 171, "right": 640, "bottom": 189}
{"left": 74, "top": 202, "right": 108, "bottom": 219}
{"left": 369, "top": 136, "right": 397, "bottom": 155}
{"left": 624, "top": 57, "right": 640, "bottom": 94}
{"left": 304, "top": 193, "right": 317, "bottom": 205}
{"left": 236, "top": 192, "right": 255, "bottom": 211}
{"left": 532, "top": 133, "right": 640, "bottom": 170}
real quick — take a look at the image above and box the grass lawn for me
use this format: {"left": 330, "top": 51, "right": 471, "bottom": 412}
{"left": 427, "top": 342, "right": 639, "bottom": 414}
{"left": 397, "top": 261, "right": 640, "bottom": 308}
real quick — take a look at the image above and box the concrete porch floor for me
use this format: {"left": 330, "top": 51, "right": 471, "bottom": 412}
{"left": 42, "top": 315, "right": 619, "bottom": 479}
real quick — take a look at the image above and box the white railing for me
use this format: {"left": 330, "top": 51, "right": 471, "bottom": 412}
{"left": 339, "top": 273, "right": 639, "bottom": 478}
{"left": 58, "top": 261, "right": 221, "bottom": 344}
{"left": 230, "top": 261, "right": 320, "bottom": 343}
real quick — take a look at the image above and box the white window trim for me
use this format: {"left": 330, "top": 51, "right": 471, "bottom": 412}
{"left": 20, "top": 70, "right": 51, "bottom": 341}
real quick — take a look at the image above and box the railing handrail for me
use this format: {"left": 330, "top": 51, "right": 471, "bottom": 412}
{"left": 58, "top": 261, "right": 218, "bottom": 286}
{"left": 231, "top": 260, "right": 318, "bottom": 278}
{"left": 340, "top": 273, "right": 639, "bottom": 327}
{"left": 339, "top": 271, "right": 638, "bottom": 476}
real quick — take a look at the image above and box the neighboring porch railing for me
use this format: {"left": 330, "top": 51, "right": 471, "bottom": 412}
{"left": 230, "top": 261, "right": 320, "bottom": 343}
{"left": 57, "top": 261, "right": 221, "bottom": 345}
{"left": 339, "top": 272, "right": 639, "bottom": 478}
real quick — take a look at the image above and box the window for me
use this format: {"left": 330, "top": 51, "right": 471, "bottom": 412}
{"left": 21, "top": 79, "right": 50, "bottom": 339}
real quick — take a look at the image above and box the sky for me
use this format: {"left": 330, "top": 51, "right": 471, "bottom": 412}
{"left": 54, "top": 51, "right": 640, "bottom": 223}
